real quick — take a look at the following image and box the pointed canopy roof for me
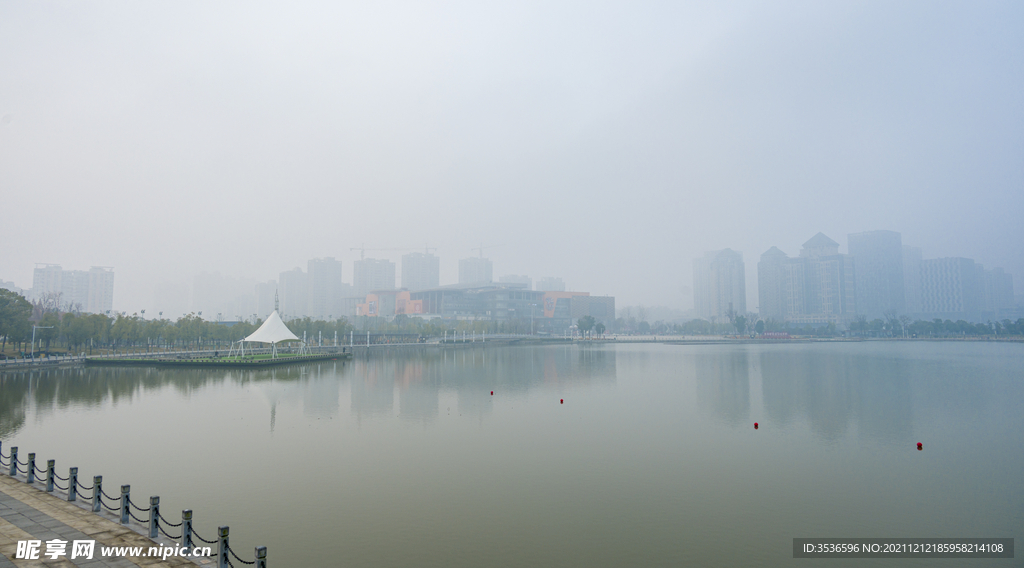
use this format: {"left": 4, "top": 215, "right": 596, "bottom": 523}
{"left": 803, "top": 232, "right": 839, "bottom": 249}
{"left": 244, "top": 311, "right": 300, "bottom": 344}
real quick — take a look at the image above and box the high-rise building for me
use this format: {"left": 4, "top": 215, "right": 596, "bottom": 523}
{"left": 755, "top": 234, "right": 855, "bottom": 326}
{"left": 694, "top": 249, "right": 746, "bottom": 320}
{"left": 31, "top": 264, "right": 114, "bottom": 314}
{"left": 255, "top": 280, "right": 277, "bottom": 319}
{"left": 402, "top": 252, "right": 440, "bottom": 291}
{"left": 60, "top": 270, "right": 91, "bottom": 311}
{"left": 459, "top": 257, "right": 492, "bottom": 285}
{"left": 848, "top": 230, "right": 905, "bottom": 319}
{"left": 920, "top": 258, "right": 983, "bottom": 318}
{"left": 278, "top": 267, "right": 308, "bottom": 318}
{"left": 902, "top": 246, "right": 923, "bottom": 314}
{"left": 498, "top": 274, "right": 532, "bottom": 290}
{"left": 757, "top": 247, "right": 788, "bottom": 321}
{"left": 86, "top": 267, "right": 114, "bottom": 314}
{"left": 0, "top": 280, "right": 25, "bottom": 296}
{"left": 307, "top": 257, "right": 344, "bottom": 319}
{"left": 353, "top": 258, "right": 396, "bottom": 298}
{"left": 32, "top": 264, "right": 63, "bottom": 298}
{"left": 795, "top": 234, "right": 856, "bottom": 323}
{"left": 982, "top": 267, "right": 1014, "bottom": 316}
{"left": 536, "top": 277, "right": 565, "bottom": 292}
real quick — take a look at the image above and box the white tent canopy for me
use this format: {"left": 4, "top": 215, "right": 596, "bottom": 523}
{"left": 244, "top": 310, "right": 299, "bottom": 344}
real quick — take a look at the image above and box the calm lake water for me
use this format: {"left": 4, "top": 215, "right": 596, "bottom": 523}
{"left": 1, "top": 342, "right": 1021, "bottom": 567}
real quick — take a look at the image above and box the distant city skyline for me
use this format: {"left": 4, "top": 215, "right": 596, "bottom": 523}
{"left": 4, "top": 225, "right": 1020, "bottom": 323}
{"left": 3, "top": 2, "right": 1020, "bottom": 318}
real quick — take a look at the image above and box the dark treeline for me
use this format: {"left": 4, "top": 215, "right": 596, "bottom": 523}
{"left": 610, "top": 310, "right": 1024, "bottom": 338}
{"left": 0, "top": 289, "right": 564, "bottom": 357}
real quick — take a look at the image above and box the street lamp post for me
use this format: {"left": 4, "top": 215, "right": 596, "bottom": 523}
{"left": 31, "top": 326, "right": 54, "bottom": 359}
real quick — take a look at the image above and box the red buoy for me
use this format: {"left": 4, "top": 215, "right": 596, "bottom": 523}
{"left": 560, "top": 399, "right": 563, "bottom": 404}
{"left": 754, "top": 422, "right": 759, "bottom": 429}
{"left": 490, "top": 391, "right": 493, "bottom": 395}
{"left": 917, "top": 442, "right": 923, "bottom": 450}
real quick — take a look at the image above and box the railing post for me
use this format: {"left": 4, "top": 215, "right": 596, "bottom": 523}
{"left": 120, "top": 485, "right": 130, "bottom": 524}
{"left": 218, "top": 526, "right": 229, "bottom": 568}
{"left": 46, "top": 460, "right": 54, "bottom": 492}
{"left": 181, "top": 510, "right": 193, "bottom": 550}
{"left": 8, "top": 447, "right": 16, "bottom": 477}
{"left": 27, "top": 453, "right": 35, "bottom": 484}
{"left": 255, "top": 546, "right": 267, "bottom": 568}
{"left": 149, "top": 496, "right": 159, "bottom": 538}
{"left": 93, "top": 476, "right": 102, "bottom": 512}
{"left": 68, "top": 468, "right": 78, "bottom": 501}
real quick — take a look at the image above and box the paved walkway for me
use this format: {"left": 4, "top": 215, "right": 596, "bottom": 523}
{"left": 0, "top": 475, "right": 210, "bottom": 567}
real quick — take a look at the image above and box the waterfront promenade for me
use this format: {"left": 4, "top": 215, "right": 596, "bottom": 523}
{"left": 0, "top": 475, "right": 204, "bottom": 567}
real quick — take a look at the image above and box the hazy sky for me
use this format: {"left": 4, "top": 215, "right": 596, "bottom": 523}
{"left": 2, "top": 1, "right": 1021, "bottom": 316}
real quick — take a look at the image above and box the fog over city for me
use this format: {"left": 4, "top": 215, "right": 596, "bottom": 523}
{"left": 1, "top": 1, "right": 1021, "bottom": 317}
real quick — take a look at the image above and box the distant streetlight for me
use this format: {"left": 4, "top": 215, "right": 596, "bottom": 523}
{"left": 31, "top": 325, "right": 54, "bottom": 359}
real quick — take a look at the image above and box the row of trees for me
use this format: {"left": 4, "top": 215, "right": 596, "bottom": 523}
{"left": 605, "top": 306, "right": 1024, "bottom": 339}
{"left": 1, "top": 288, "right": 591, "bottom": 357}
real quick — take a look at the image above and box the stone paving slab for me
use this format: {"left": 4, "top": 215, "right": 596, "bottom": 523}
{"left": 0, "top": 475, "right": 212, "bottom": 567}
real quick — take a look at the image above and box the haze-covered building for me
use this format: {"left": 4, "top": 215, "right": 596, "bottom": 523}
{"left": 86, "top": 267, "right": 114, "bottom": 314}
{"left": 30, "top": 263, "right": 114, "bottom": 314}
{"left": 255, "top": 280, "right": 277, "bottom": 319}
{"left": 353, "top": 258, "right": 396, "bottom": 298}
{"left": 32, "top": 264, "right": 63, "bottom": 298}
{"left": 357, "top": 282, "right": 612, "bottom": 333}
{"left": 694, "top": 249, "right": 746, "bottom": 320}
{"left": 903, "top": 245, "right": 923, "bottom": 314}
{"left": 0, "top": 280, "right": 26, "bottom": 296}
{"left": 848, "top": 230, "right": 905, "bottom": 319}
{"left": 307, "top": 257, "right": 344, "bottom": 319}
{"left": 402, "top": 252, "right": 440, "bottom": 291}
{"left": 278, "top": 267, "right": 308, "bottom": 319}
{"left": 757, "top": 247, "right": 788, "bottom": 321}
{"left": 498, "top": 274, "right": 532, "bottom": 290}
{"left": 458, "top": 257, "right": 492, "bottom": 285}
{"left": 920, "top": 258, "right": 983, "bottom": 319}
{"left": 756, "top": 234, "right": 855, "bottom": 326}
{"left": 536, "top": 277, "right": 565, "bottom": 292}
{"left": 983, "top": 267, "right": 1014, "bottom": 316}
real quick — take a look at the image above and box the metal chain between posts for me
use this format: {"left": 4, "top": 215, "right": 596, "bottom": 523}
{"left": 0, "top": 456, "right": 8, "bottom": 468}
{"left": 34, "top": 463, "right": 47, "bottom": 475}
{"left": 53, "top": 471, "right": 69, "bottom": 481}
{"left": 52, "top": 479, "right": 68, "bottom": 492}
{"left": 158, "top": 524, "right": 181, "bottom": 540}
{"left": 128, "top": 497, "right": 150, "bottom": 512}
{"left": 226, "top": 543, "right": 256, "bottom": 565}
{"left": 99, "top": 491, "right": 120, "bottom": 512}
{"left": 0, "top": 448, "right": 9, "bottom": 459}
{"left": 15, "top": 463, "right": 27, "bottom": 474}
{"left": 76, "top": 479, "right": 94, "bottom": 491}
{"left": 156, "top": 511, "right": 182, "bottom": 527}
{"left": 191, "top": 527, "right": 217, "bottom": 545}
{"left": 128, "top": 509, "right": 148, "bottom": 524}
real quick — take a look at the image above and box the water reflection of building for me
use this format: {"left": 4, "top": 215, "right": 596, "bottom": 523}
{"left": 348, "top": 346, "right": 617, "bottom": 420}
{"left": 303, "top": 366, "right": 340, "bottom": 419}
{"left": 694, "top": 351, "right": 750, "bottom": 426}
{"left": 0, "top": 346, "right": 617, "bottom": 436}
{"left": 759, "top": 348, "right": 912, "bottom": 443}
{"left": 350, "top": 369, "right": 395, "bottom": 417}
